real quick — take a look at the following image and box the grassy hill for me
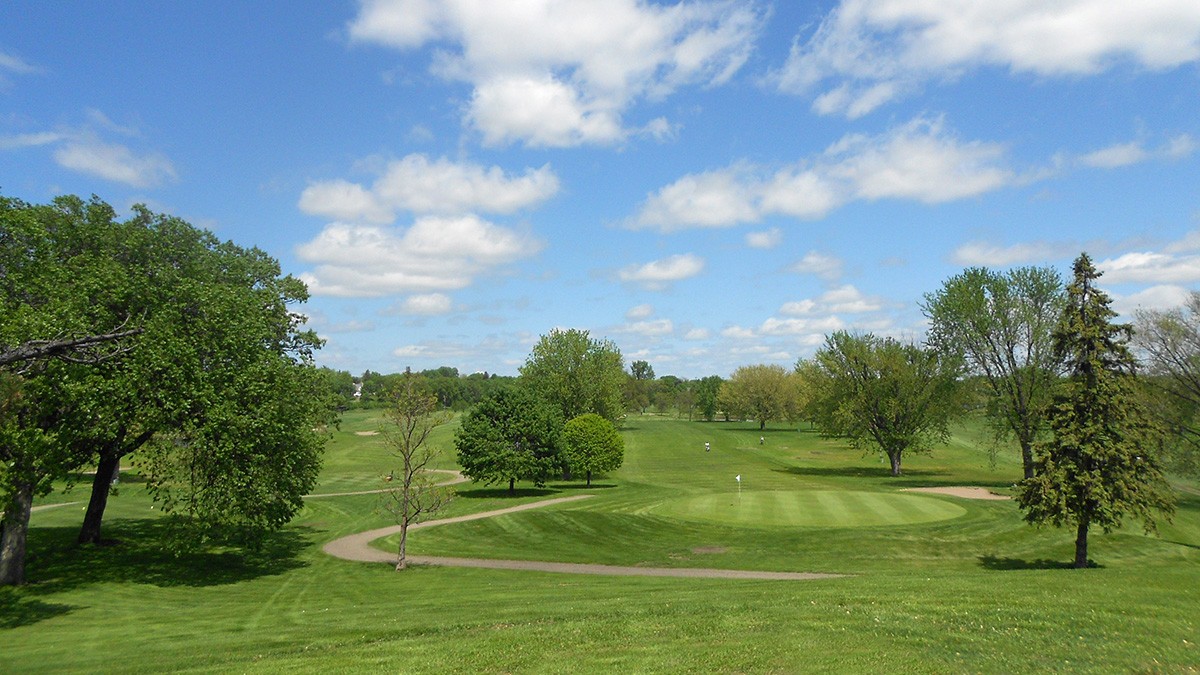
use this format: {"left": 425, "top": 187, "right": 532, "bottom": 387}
{"left": 3, "top": 411, "right": 1198, "bottom": 672}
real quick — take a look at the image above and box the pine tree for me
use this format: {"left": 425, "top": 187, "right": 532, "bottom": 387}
{"left": 1017, "top": 253, "right": 1175, "bottom": 568}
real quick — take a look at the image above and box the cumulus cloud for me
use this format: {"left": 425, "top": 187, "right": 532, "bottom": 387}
{"left": 950, "top": 241, "right": 1070, "bottom": 266}
{"left": 1113, "top": 284, "right": 1195, "bottom": 315}
{"left": 348, "top": 0, "right": 764, "bottom": 147}
{"left": 300, "top": 154, "right": 559, "bottom": 223}
{"left": 616, "top": 318, "right": 675, "bottom": 337}
{"left": 295, "top": 215, "right": 542, "bottom": 297}
{"left": 630, "top": 116, "right": 1013, "bottom": 230}
{"left": 618, "top": 253, "right": 705, "bottom": 290}
{"left": 626, "top": 304, "right": 655, "bottom": 320}
{"left": 1098, "top": 251, "right": 1200, "bottom": 284}
{"left": 790, "top": 251, "right": 844, "bottom": 281}
{"left": 1077, "top": 135, "right": 1197, "bottom": 169}
{"left": 745, "top": 227, "right": 783, "bottom": 249}
{"left": 400, "top": 293, "right": 455, "bottom": 315}
{"left": 775, "top": 0, "right": 1200, "bottom": 117}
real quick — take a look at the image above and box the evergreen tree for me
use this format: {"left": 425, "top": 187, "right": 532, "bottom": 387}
{"left": 1017, "top": 253, "right": 1175, "bottom": 568}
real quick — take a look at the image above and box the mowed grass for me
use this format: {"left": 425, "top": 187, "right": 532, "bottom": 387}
{"left": 1, "top": 411, "right": 1197, "bottom": 673}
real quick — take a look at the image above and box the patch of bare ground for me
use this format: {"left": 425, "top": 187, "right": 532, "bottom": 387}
{"left": 902, "top": 486, "right": 1010, "bottom": 500}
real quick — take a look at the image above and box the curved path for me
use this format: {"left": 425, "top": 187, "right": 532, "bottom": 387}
{"left": 323, "top": 493, "right": 843, "bottom": 581}
{"left": 304, "top": 470, "right": 469, "bottom": 499}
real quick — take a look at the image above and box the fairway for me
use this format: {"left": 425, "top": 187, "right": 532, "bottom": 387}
{"left": 4, "top": 412, "right": 1199, "bottom": 673}
{"left": 647, "top": 489, "right": 967, "bottom": 528}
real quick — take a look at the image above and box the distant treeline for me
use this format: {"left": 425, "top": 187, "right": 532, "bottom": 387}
{"left": 318, "top": 367, "right": 516, "bottom": 410}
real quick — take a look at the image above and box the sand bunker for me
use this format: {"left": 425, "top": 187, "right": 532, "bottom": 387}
{"left": 902, "top": 486, "right": 1010, "bottom": 501}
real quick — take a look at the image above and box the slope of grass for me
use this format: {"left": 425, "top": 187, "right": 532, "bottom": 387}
{"left": 2, "top": 414, "right": 1198, "bottom": 673}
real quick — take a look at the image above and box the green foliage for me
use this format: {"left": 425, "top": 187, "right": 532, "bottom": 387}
{"left": 923, "top": 265, "right": 1065, "bottom": 479}
{"left": 718, "top": 364, "right": 800, "bottom": 430}
{"left": 520, "top": 328, "right": 625, "bottom": 423}
{"left": 693, "top": 375, "right": 723, "bottom": 421}
{"left": 1018, "top": 253, "right": 1176, "bottom": 567}
{"left": 807, "top": 332, "right": 963, "bottom": 476}
{"left": 455, "top": 386, "right": 563, "bottom": 492}
{"left": 561, "top": 413, "right": 624, "bottom": 486}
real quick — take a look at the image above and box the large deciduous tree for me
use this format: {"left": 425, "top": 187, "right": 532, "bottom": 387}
{"left": 923, "top": 266, "right": 1065, "bottom": 479}
{"left": 718, "top": 364, "right": 799, "bottom": 430}
{"left": 520, "top": 328, "right": 625, "bottom": 424}
{"left": 693, "top": 375, "right": 723, "bottom": 422}
{"left": 455, "top": 387, "right": 562, "bottom": 494}
{"left": 1017, "top": 254, "right": 1175, "bottom": 568}
{"left": 1, "top": 195, "right": 329, "bottom": 584}
{"left": 807, "top": 332, "right": 962, "bottom": 476}
{"left": 1135, "top": 291, "right": 1200, "bottom": 476}
{"left": 561, "top": 413, "right": 624, "bottom": 487}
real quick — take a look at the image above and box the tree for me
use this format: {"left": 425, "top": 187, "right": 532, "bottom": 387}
{"left": 1135, "top": 291, "right": 1200, "bottom": 476}
{"left": 627, "top": 359, "right": 655, "bottom": 414}
{"left": 693, "top": 375, "right": 723, "bottom": 422}
{"left": 379, "top": 376, "right": 454, "bottom": 570}
{"left": 1, "top": 195, "right": 329, "bottom": 583}
{"left": 1017, "top": 254, "right": 1175, "bottom": 568}
{"left": 561, "top": 413, "right": 624, "bottom": 487}
{"left": 807, "top": 332, "right": 962, "bottom": 476}
{"left": 718, "top": 364, "right": 796, "bottom": 430}
{"left": 924, "top": 266, "right": 1065, "bottom": 479}
{"left": 520, "top": 328, "right": 625, "bottom": 424}
{"left": 455, "top": 387, "right": 562, "bottom": 493}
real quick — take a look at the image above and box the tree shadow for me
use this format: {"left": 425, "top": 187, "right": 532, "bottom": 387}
{"left": 977, "top": 554, "right": 1100, "bottom": 570}
{"left": 0, "top": 589, "right": 75, "bottom": 629}
{"left": 776, "top": 466, "right": 949, "bottom": 480}
{"left": 21, "top": 519, "right": 312, "bottom": 595}
{"left": 553, "top": 482, "right": 617, "bottom": 491}
{"left": 455, "top": 487, "right": 559, "bottom": 499}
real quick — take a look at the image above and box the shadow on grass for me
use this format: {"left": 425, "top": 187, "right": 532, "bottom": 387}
{"left": 776, "top": 466, "right": 949, "bottom": 480}
{"left": 22, "top": 519, "right": 312, "bottom": 594}
{"left": 978, "top": 554, "right": 1099, "bottom": 570}
{"left": 553, "top": 482, "right": 617, "bottom": 491}
{"left": 455, "top": 487, "right": 560, "bottom": 499}
{"left": 0, "top": 589, "right": 75, "bottom": 629}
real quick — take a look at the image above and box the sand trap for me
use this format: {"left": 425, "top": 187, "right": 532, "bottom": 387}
{"left": 902, "top": 486, "right": 1010, "bottom": 501}
{"left": 354, "top": 431, "right": 379, "bottom": 436}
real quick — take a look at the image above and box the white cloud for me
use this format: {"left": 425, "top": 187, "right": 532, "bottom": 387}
{"left": 0, "top": 132, "right": 63, "bottom": 150}
{"left": 53, "top": 138, "right": 177, "bottom": 188}
{"left": 951, "top": 241, "right": 1067, "bottom": 266}
{"left": 618, "top": 253, "right": 705, "bottom": 290}
{"left": 630, "top": 116, "right": 1014, "bottom": 230}
{"left": 0, "top": 51, "right": 37, "bottom": 75}
{"left": 819, "top": 285, "right": 884, "bottom": 313}
{"left": 626, "top": 304, "right": 655, "bottom": 320}
{"left": 300, "top": 154, "right": 559, "bottom": 223}
{"left": 776, "top": 0, "right": 1200, "bottom": 117}
{"left": 1079, "top": 142, "right": 1150, "bottom": 169}
{"left": 683, "top": 328, "right": 711, "bottom": 340}
{"left": 400, "top": 293, "right": 454, "bottom": 315}
{"left": 745, "top": 227, "right": 783, "bottom": 249}
{"left": 1113, "top": 285, "right": 1195, "bottom": 315}
{"left": 295, "top": 215, "right": 542, "bottom": 297}
{"left": 1098, "top": 251, "right": 1200, "bottom": 284}
{"left": 617, "top": 319, "right": 675, "bottom": 336}
{"left": 348, "top": 0, "right": 764, "bottom": 147}
{"left": 721, "top": 325, "right": 757, "bottom": 339}
{"left": 790, "top": 251, "right": 844, "bottom": 281}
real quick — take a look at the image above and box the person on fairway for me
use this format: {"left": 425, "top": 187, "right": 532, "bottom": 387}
{"left": 705, "top": 442, "right": 710, "bottom": 452}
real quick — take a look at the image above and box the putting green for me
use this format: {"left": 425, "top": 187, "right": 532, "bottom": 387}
{"left": 648, "top": 490, "right": 968, "bottom": 529}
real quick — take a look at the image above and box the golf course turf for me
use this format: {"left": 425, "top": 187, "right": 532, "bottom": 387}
{"left": 2, "top": 411, "right": 1198, "bottom": 672}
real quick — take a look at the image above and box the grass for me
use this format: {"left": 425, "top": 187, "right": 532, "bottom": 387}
{"left": 2, "top": 411, "right": 1198, "bottom": 673}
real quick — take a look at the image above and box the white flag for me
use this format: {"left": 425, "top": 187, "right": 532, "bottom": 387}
{"left": 735, "top": 474, "right": 741, "bottom": 482}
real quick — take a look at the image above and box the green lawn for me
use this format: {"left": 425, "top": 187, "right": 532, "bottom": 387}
{"left": 3, "top": 411, "right": 1198, "bottom": 672}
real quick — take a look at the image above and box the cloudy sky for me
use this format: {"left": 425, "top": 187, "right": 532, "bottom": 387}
{"left": 3, "top": 1, "right": 1199, "bottom": 378}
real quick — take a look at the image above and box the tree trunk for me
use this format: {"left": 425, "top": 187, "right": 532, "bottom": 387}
{"left": 0, "top": 482, "right": 33, "bottom": 585}
{"left": 78, "top": 450, "right": 121, "bottom": 545}
{"left": 1073, "top": 518, "right": 1090, "bottom": 569}
{"left": 1020, "top": 440, "right": 1035, "bottom": 480}
{"left": 888, "top": 451, "right": 902, "bottom": 476}
{"left": 508, "top": 477, "right": 515, "bottom": 494}
{"left": 586, "top": 470, "right": 592, "bottom": 488}
{"left": 759, "top": 420, "right": 766, "bottom": 431}
{"left": 395, "top": 518, "right": 409, "bottom": 571}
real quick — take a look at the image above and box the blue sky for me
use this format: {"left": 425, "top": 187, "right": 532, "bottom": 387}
{"left": 3, "top": 1, "right": 1199, "bottom": 378}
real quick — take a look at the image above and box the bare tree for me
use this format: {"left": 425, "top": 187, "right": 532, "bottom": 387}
{"left": 379, "top": 376, "right": 455, "bottom": 570}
